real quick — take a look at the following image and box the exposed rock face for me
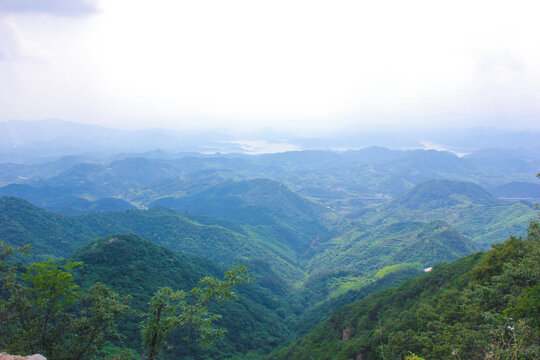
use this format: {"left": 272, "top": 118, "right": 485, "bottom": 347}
{"left": 0, "top": 353, "right": 47, "bottom": 360}
{"left": 342, "top": 326, "right": 352, "bottom": 341}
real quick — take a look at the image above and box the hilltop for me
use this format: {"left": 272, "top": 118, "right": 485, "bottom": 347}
{"left": 392, "top": 179, "right": 499, "bottom": 209}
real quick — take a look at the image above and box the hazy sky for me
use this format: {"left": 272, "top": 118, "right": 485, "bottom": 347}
{"left": 0, "top": 0, "right": 539, "bottom": 132}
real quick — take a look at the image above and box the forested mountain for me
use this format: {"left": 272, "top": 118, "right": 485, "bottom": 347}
{"left": 0, "top": 145, "right": 538, "bottom": 360}
{"left": 152, "top": 178, "right": 331, "bottom": 262}
{"left": 308, "top": 220, "right": 476, "bottom": 275}
{"left": 271, "top": 219, "right": 539, "bottom": 360}
{"left": 391, "top": 179, "right": 499, "bottom": 209}
{"left": 363, "top": 180, "right": 536, "bottom": 249}
{"left": 70, "top": 234, "right": 292, "bottom": 359}
{"left": 1, "top": 147, "right": 538, "bottom": 214}
{"left": 0, "top": 197, "right": 305, "bottom": 281}
{"left": 0, "top": 183, "right": 135, "bottom": 214}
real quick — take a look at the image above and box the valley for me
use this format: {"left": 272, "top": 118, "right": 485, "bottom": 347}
{"left": 0, "top": 146, "right": 538, "bottom": 359}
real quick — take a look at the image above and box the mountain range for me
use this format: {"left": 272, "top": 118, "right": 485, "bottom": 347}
{"left": 0, "top": 135, "right": 538, "bottom": 359}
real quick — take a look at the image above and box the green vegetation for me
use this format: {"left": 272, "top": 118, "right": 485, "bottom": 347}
{"left": 0, "top": 250, "right": 131, "bottom": 360}
{"left": 151, "top": 178, "right": 332, "bottom": 263}
{"left": 0, "top": 147, "right": 538, "bottom": 359}
{"left": 271, "top": 218, "right": 540, "bottom": 360}
{"left": 141, "top": 266, "right": 251, "bottom": 360}
{"left": 3, "top": 147, "right": 538, "bottom": 215}
{"left": 366, "top": 180, "right": 537, "bottom": 249}
{"left": 285, "top": 265, "right": 424, "bottom": 337}
{"left": 0, "top": 197, "right": 305, "bottom": 282}
{"left": 70, "top": 234, "right": 292, "bottom": 359}
{"left": 375, "top": 263, "right": 421, "bottom": 279}
{"left": 391, "top": 179, "right": 500, "bottom": 209}
{"left": 0, "top": 237, "right": 253, "bottom": 360}
{"left": 307, "top": 220, "right": 476, "bottom": 275}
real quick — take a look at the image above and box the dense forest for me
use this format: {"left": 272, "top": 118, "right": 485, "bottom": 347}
{"left": 271, "top": 219, "right": 539, "bottom": 359}
{"left": 0, "top": 147, "right": 538, "bottom": 359}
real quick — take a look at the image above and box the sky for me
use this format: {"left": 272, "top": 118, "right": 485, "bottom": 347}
{"left": 0, "top": 0, "right": 539, "bottom": 133}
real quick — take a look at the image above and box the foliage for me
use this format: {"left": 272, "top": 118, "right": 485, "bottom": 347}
{"left": 69, "top": 283, "right": 132, "bottom": 360}
{"left": 365, "top": 181, "right": 537, "bottom": 249}
{"left": 1, "top": 148, "right": 538, "bottom": 359}
{"left": 0, "top": 197, "right": 305, "bottom": 282}
{"left": 0, "top": 253, "right": 131, "bottom": 360}
{"left": 271, "top": 217, "right": 539, "bottom": 360}
{"left": 1, "top": 236, "right": 262, "bottom": 360}
{"left": 97, "top": 343, "right": 142, "bottom": 360}
{"left": 2, "top": 260, "right": 83, "bottom": 356}
{"left": 405, "top": 354, "right": 425, "bottom": 360}
{"left": 140, "top": 265, "right": 252, "bottom": 360}
{"left": 308, "top": 220, "right": 475, "bottom": 276}
{"left": 70, "top": 234, "right": 291, "bottom": 359}
{"left": 0, "top": 240, "right": 31, "bottom": 269}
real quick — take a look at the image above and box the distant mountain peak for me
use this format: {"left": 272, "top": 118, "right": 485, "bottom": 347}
{"left": 393, "top": 179, "right": 499, "bottom": 209}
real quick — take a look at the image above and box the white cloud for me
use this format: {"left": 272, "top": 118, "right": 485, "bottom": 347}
{"left": 1, "top": 0, "right": 540, "bottom": 131}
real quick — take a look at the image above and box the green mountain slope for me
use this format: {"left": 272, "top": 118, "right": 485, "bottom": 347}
{"left": 277, "top": 220, "right": 475, "bottom": 338}
{"left": 0, "top": 196, "right": 85, "bottom": 259}
{"left": 0, "top": 183, "right": 136, "bottom": 215}
{"left": 366, "top": 180, "right": 537, "bottom": 249}
{"left": 271, "top": 219, "right": 539, "bottom": 360}
{"left": 71, "top": 233, "right": 292, "bottom": 359}
{"left": 0, "top": 196, "right": 304, "bottom": 282}
{"left": 392, "top": 179, "right": 499, "bottom": 209}
{"left": 282, "top": 265, "right": 424, "bottom": 338}
{"left": 307, "top": 220, "right": 476, "bottom": 275}
{"left": 151, "top": 178, "right": 331, "bottom": 262}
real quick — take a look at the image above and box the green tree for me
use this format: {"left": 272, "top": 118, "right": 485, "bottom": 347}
{"left": 1, "top": 257, "right": 131, "bottom": 360}
{"left": 0, "top": 240, "right": 31, "bottom": 270}
{"left": 2, "top": 260, "right": 84, "bottom": 355}
{"left": 69, "top": 283, "right": 132, "bottom": 360}
{"left": 141, "top": 265, "right": 251, "bottom": 360}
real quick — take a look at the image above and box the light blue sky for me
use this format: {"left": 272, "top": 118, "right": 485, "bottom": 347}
{"left": 0, "top": 0, "right": 539, "bottom": 133}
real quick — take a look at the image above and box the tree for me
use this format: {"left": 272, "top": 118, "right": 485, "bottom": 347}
{"left": 0, "top": 240, "right": 31, "bottom": 347}
{"left": 0, "top": 256, "right": 131, "bottom": 360}
{"left": 69, "top": 283, "right": 132, "bottom": 360}
{"left": 141, "top": 265, "right": 251, "bottom": 360}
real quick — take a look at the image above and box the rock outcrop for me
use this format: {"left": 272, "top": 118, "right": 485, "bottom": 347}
{"left": 0, "top": 353, "right": 47, "bottom": 360}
